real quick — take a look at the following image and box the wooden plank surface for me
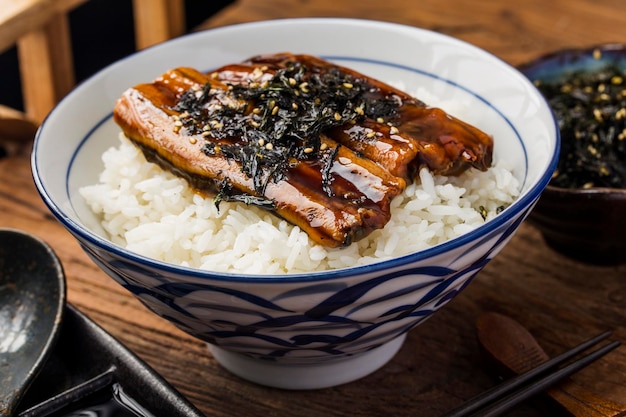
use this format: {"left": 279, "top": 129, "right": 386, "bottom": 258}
{"left": 2, "top": 1, "right": 626, "bottom": 416}
{"left": 196, "top": 0, "right": 626, "bottom": 67}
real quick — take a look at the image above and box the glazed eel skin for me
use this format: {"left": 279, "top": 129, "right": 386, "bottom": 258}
{"left": 113, "top": 53, "right": 493, "bottom": 248}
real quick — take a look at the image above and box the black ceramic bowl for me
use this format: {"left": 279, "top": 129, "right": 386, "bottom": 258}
{"left": 519, "top": 44, "right": 626, "bottom": 265}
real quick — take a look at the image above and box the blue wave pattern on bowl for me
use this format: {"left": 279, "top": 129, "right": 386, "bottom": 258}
{"left": 77, "top": 210, "right": 527, "bottom": 363}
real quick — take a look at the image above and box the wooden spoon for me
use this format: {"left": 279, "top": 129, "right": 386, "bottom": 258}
{"left": 477, "top": 312, "right": 626, "bottom": 417}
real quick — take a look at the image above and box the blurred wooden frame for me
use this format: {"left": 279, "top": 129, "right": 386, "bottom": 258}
{"left": 0, "top": 0, "right": 185, "bottom": 135}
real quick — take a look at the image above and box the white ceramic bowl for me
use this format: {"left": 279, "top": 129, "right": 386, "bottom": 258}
{"left": 32, "top": 18, "right": 558, "bottom": 389}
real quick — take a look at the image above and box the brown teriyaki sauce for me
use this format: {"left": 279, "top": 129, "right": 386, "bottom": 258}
{"left": 172, "top": 60, "right": 402, "bottom": 207}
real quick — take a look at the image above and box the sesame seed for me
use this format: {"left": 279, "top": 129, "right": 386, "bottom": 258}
{"left": 252, "top": 107, "right": 262, "bottom": 114}
{"left": 320, "top": 143, "right": 328, "bottom": 151}
{"left": 272, "top": 106, "right": 279, "bottom": 115}
{"left": 249, "top": 82, "right": 259, "bottom": 89}
{"left": 202, "top": 131, "right": 210, "bottom": 137}
{"left": 376, "top": 117, "right": 384, "bottom": 123}
{"left": 593, "top": 48, "right": 602, "bottom": 60}
{"left": 258, "top": 139, "right": 265, "bottom": 146}
{"left": 174, "top": 120, "right": 183, "bottom": 127}
{"left": 249, "top": 120, "right": 260, "bottom": 128}
{"left": 366, "top": 131, "right": 376, "bottom": 138}
{"left": 210, "top": 72, "right": 218, "bottom": 79}
{"left": 189, "top": 137, "right": 197, "bottom": 144}
{"left": 343, "top": 82, "right": 353, "bottom": 89}
{"left": 389, "top": 126, "right": 399, "bottom": 135}
{"left": 265, "top": 143, "right": 274, "bottom": 150}
{"left": 251, "top": 67, "right": 264, "bottom": 79}
{"left": 593, "top": 108, "right": 603, "bottom": 122}
{"left": 304, "top": 147, "right": 314, "bottom": 153}
{"left": 292, "top": 102, "right": 299, "bottom": 110}
{"left": 299, "top": 82, "right": 309, "bottom": 92}
{"left": 334, "top": 112, "right": 342, "bottom": 121}
{"left": 355, "top": 106, "right": 364, "bottom": 116}
{"left": 288, "top": 77, "right": 297, "bottom": 86}
{"left": 612, "top": 75, "right": 623, "bottom": 85}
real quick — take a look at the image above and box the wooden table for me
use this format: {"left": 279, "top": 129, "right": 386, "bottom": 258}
{"left": 2, "top": 0, "right": 626, "bottom": 415}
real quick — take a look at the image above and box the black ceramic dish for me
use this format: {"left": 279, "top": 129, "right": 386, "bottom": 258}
{"left": 519, "top": 44, "right": 626, "bottom": 265}
{"left": 15, "top": 304, "right": 206, "bottom": 417}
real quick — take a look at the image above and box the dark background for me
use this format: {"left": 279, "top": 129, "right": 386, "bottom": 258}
{"left": 0, "top": 0, "right": 234, "bottom": 111}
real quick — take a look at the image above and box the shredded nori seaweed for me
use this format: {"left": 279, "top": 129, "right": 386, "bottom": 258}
{"left": 534, "top": 65, "right": 626, "bottom": 189}
{"left": 171, "top": 61, "right": 401, "bottom": 206}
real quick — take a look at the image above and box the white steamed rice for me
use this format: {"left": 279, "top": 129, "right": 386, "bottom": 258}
{"left": 79, "top": 132, "right": 520, "bottom": 274}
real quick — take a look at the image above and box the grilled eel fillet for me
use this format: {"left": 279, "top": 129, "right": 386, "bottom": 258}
{"left": 113, "top": 53, "right": 493, "bottom": 248}
{"left": 216, "top": 53, "right": 493, "bottom": 178}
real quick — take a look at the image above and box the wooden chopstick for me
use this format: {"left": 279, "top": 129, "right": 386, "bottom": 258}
{"left": 441, "top": 331, "right": 621, "bottom": 417}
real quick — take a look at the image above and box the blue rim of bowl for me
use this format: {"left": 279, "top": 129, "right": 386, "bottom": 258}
{"left": 32, "top": 18, "right": 560, "bottom": 283}
{"left": 518, "top": 43, "right": 626, "bottom": 85}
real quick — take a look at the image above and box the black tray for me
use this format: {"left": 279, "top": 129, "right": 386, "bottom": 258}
{"left": 15, "top": 304, "right": 206, "bottom": 417}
